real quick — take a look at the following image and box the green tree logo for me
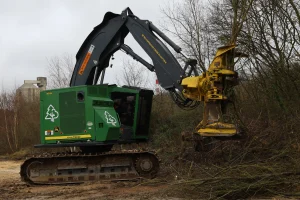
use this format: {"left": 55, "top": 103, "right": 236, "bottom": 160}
{"left": 45, "top": 105, "right": 59, "bottom": 122}
{"left": 104, "top": 111, "right": 117, "bottom": 126}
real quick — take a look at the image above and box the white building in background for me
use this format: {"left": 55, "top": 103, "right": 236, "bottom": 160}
{"left": 16, "top": 77, "right": 47, "bottom": 102}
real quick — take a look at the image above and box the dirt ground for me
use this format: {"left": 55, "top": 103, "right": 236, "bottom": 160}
{"left": 0, "top": 159, "right": 186, "bottom": 200}
{"left": 0, "top": 159, "right": 297, "bottom": 200}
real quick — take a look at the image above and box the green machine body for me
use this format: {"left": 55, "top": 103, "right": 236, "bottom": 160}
{"left": 37, "top": 84, "right": 153, "bottom": 148}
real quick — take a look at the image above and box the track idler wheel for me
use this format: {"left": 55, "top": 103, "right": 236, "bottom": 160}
{"left": 135, "top": 154, "right": 159, "bottom": 179}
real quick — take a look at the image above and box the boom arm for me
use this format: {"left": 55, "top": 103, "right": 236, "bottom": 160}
{"left": 70, "top": 8, "right": 197, "bottom": 93}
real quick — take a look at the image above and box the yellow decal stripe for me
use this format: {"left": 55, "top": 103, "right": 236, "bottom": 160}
{"left": 45, "top": 134, "right": 92, "bottom": 140}
{"left": 141, "top": 34, "right": 167, "bottom": 64}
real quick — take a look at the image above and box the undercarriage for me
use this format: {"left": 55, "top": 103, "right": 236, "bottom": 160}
{"left": 21, "top": 150, "right": 159, "bottom": 185}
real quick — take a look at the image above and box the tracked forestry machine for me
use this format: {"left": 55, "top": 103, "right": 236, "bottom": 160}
{"left": 21, "top": 7, "right": 244, "bottom": 184}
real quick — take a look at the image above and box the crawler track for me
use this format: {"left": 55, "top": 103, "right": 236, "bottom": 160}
{"left": 21, "top": 150, "right": 159, "bottom": 185}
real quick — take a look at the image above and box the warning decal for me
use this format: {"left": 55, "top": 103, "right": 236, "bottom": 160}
{"left": 78, "top": 44, "right": 95, "bottom": 75}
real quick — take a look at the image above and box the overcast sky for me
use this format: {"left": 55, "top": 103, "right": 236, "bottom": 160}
{"left": 0, "top": 0, "right": 174, "bottom": 90}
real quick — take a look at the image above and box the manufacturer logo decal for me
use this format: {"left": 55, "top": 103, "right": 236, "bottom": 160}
{"left": 45, "top": 105, "right": 59, "bottom": 122}
{"left": 104, "top": 111, "right": 117, "bottom": 126}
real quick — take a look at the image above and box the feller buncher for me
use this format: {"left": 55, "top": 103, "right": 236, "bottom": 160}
{"left": 21, "top": 7, "right": 244, "bottom": 184}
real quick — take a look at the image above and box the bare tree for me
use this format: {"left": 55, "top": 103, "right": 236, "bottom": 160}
{"left": 115, "top": 58, "right": 152, "bottom": 88}
{"left": 208, "top": 0, "right": 300, "bottom": 120}
{"left": 208, "top": 0, "right": 253, "bottom": 45}
{"left": 241, "top": 0, "right": 300, "bottom": 114}
{"left": 161, "top": 0, "right": 215, "bottom": 72}
{"left": 0, "top": 89, "right": 19, "bottom": 152}
{"left": 47, "top": 54, "right": 74, "bottom": 89}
